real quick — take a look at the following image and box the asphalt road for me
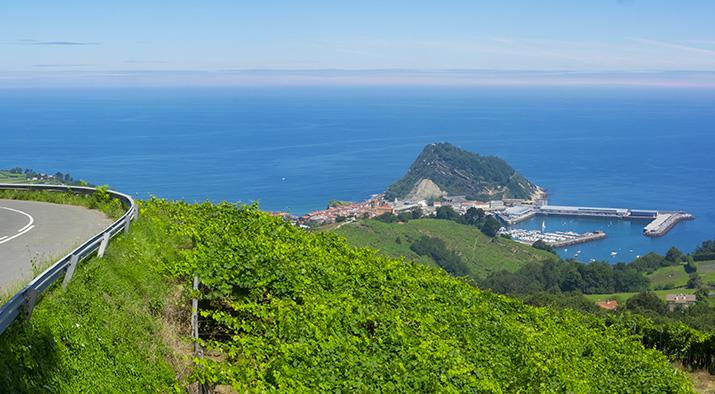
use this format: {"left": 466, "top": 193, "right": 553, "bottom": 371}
{"left": 0, "top": 199, "right": 112, "bottom": 292}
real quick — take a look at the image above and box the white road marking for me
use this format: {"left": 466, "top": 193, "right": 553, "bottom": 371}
{"left": 0, "top": 206, "right": 35, "bottom": 245}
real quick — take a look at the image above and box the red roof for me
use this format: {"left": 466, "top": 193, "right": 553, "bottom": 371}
{"left": 596, "top": 300, "right": 619, "bottom": 311}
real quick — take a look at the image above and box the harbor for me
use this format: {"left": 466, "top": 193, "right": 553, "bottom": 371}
{"left": 499, "top": 228, "right": 607, "bottom": 249}
{"left": 498, "top": 204, "right": 693, "bottom": 238}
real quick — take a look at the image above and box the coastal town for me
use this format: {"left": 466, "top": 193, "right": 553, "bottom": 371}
{"left": 292, "top": 193, "right": 525, "bottom": 228}
{"left": 283, "top": 190, "right": 693, "bottom": 249}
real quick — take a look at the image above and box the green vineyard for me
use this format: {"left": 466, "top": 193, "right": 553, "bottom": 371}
{"left": 148, "top": 199, "right": 693, "bottom": 392}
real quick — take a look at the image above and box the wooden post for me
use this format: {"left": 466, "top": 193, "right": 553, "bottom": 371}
{"left": 192, "top": 275, "right": 200, "bottom": 354}
{"left": 192, "top": 275, "right": 210, "bottom": 394}
{"left": 62, "top": 254, "right": 79, "bottom": 289}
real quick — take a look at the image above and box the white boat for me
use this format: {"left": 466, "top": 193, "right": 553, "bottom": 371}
{"left": 610, "top": 251, "right": 617, "bottom": 256}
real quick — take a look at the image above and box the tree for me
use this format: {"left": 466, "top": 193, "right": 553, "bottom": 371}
{"left": 665, "top": 247, "right": 683, "bottom": 263}
{"left": 397, "top": 211, "right": 412, "bottom": 223}
{"left": 613, "top": 264, "right": 649, "bottom": 293}
{"left": 629, "top": 253, "right": 669, "bottom": 273}
{"left": 532, "top": 240, "right": 555, "bottom": 254}
{"left": 626, "top": 292, "right": 667, "bottom": 315}
{"left": 435, "top": 206, "right": 459, "bottom": 221}
{"left": 687, "top": 273, "right": 702, "bottom": 289}
{"left": 375, "top": 212, "right": 398, "bottom": 223}
{"left": 410, "top": 236, "right": 469, "bottom": 277}
{"left": 410, "top": 208, "right": 423, "bottom": 220}
{"left": 463, "top": 207, "right": 485, "bottom": 225}
{"left": 480, "top": 216, "right": 501, "bottom": 238}
{"left": 579, "top": 262, "right": 615, "bottom": 294}
{"left": 684, "top": 258, "right": 698, "bottom": 274}
{"left": 694, "top": 288, "right": 710, "bottom": 302}
{"left": 693, "top": 240, "right": 715, "bottom": 261}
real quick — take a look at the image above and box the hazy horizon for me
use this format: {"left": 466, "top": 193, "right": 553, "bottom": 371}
{"left": 3, "top": 1, "right": 715, "bottom": 87}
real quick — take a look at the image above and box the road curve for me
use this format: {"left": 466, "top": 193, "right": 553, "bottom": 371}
{"left": 0, "top": 199, "right": 112, "bottom": 292}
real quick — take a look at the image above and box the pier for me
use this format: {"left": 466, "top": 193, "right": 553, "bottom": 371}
{"left": 499, "top": 228, "right": 607, "bottom": 248}
{"left": 643, "top": 212, "right": 694, "bottom": 237}
{"left": 551, "top": 231, "right": 607, "bottom": 248}
{"left": 497, "top": 204, "right": 693, "bottom": 238}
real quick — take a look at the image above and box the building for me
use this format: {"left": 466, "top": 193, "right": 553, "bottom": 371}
{"left": 665, "top": 294, "right": 697, "bottom": 311}
{"left": 628, "top": 209, "right": 658, "bottom": 219}
{"left": 372, "top": 205, "right": 394, "bottom": 216}
{"left": 538, "top": 205, "right": 629, "bottom": 218}
{"left": 596, "top": 300, "right": 619, "bottom": 311}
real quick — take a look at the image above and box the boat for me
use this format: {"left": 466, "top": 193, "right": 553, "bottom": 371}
{"left": 610, "top": 251, "right": 617, "bottom": 256}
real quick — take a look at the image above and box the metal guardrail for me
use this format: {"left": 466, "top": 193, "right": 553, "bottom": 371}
{"left": 0, "top": 184, "right": 138, "bottom": 335}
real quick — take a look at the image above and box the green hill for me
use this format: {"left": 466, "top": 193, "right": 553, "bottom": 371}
{"left": 333, "top": 218, "right": 554, "bottom": 279}
{"left": 385, "top": 143, "right": 539, "bottom": 201}
{"left": 0, "top": 195, "right": 695, "bottom": 392}
{"left": 645, "top": 260, "right": 715, "bottom": 290}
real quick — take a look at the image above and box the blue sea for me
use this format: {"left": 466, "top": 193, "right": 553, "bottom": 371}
{"left": 1, "top": 87, "right": 713, "bottom": 262}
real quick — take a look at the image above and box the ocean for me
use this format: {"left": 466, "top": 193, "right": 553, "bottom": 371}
{"left": 1, "top": 86, "right": 713, "bottom": 262}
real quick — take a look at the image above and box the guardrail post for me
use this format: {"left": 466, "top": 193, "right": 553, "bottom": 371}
{"left": 124, "top": 216, "right": 131, "bottom": 235}
{"left": 98, "top": 232, "right": 110, "bottom": 258}
{"left": 62, "top": 254, "right": 79, "bottom": 289}
{"left": 23, "top": 288, "right": 38, "bottom": 321}
{"left": 133, "top": 206, "right": 140, "bottom": 221}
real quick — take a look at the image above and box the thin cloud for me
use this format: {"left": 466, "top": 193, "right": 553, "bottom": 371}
{"left": 123, "top": 60, "right": 168, "bottom": 64}
{"left": 32, "top": 41, "right": 100, "bottom": 46}
{"left": 4, "top": 39, "right": 100, "bottom": 46}
{"left": 629, "top": 37, "right": 715, "bottom": 56}
{"left": 32, "top": 64, "right": 101, "bottom": 68}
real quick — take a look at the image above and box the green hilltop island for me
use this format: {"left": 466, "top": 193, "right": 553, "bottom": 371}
{"left": 385, "top": 142, "right": 543, "bottom": 202}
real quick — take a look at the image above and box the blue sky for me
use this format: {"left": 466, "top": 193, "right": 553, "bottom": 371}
{"left": 2, "top": 1, "right": 715, "bottom": 86}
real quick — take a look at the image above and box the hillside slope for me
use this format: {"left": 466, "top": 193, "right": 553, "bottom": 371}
{"left": 0, "top": 196, "right": 695, "bottom": 392}
{"left": 152, "top": 200, "right": 691, "bottom": 392}
{"left": 385, "top": 143, "right": 539, "bottom": 201}
{"left": 333, "top": 218, "right": 554, "bottom": 278}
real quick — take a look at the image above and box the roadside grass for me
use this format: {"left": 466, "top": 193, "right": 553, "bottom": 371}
{"left": 0, "top": 205, "right": 183, "bottom": 392}
{"left": 0, "top": 251, "right": 67, "bottom": 304}
{"left": 0, "top": 189, "right": 125, "bottom": 302}
{"left": 332, "top": 218, "right": 554, "bottom": 278}
{"left": 0, "top": 189, "right": 126, "bottom": 219}
{"left": 0, "top": 201, "right": 188, "bottom": 392}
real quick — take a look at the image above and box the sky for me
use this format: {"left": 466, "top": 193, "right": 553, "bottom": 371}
{"left": 2, "top": 1, "right": 715, "bottom": 87}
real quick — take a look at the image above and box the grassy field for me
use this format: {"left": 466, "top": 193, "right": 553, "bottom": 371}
{"left": 584, "top": 288, "right": 698, "bottom": 304}
{"left": 698, "top": 260, "right": 715, "bottom": 286}
{"left": 332, "top": 218, "right": 555, "bottom": 279}
{"left": 646, "top": 260, "right": 715, "bottom": 289}
{"left": 0, "top": 171, "right": 30, "bottom": 184}
{"left": 648, "top": 264, "right": 691, "bottom": 289}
